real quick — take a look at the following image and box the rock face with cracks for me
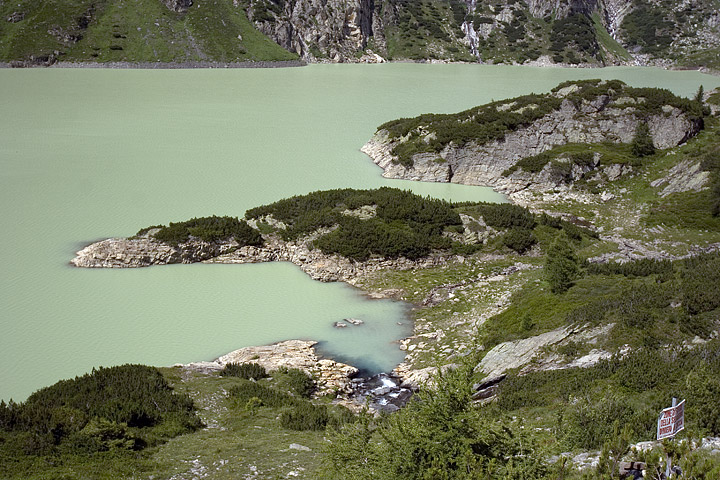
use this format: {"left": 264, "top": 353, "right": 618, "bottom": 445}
{"left": 362, "top": 83, "right": 702, "bottom": 194}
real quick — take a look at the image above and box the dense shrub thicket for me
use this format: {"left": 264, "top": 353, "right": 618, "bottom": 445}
{"left": 550, "top": 13, "right": 599, "bottom": 62}
{"left": 274, "top": 367, "right": 316, "bottom": 398}
{"left": 245, "top": 188, "right": 461, "bottom": 261}
{"left": 220, "top": 362, "right": 268, "bottom": 380}
{"left": 227, "top": 377, "right": 352, "bottom": 431}
{"left": 474, "top": 203, "right": 536, "bottom": 230}
{"left": 144, "top": 216, "right": 263, "bottom": 246}
{"left": 495, "top": 340, "right": 720, "bottom": 448}
{"left": 377, "top": 80, "right": 706, "bottom": 168}
{"left": 321, "top": 366, "right": 547, "bottom": 479}
{"left": 0, "top": 365, "right": 201, "bottom": 456}
{"left": 380, "top": 93, "right": 563, "bottom": 166}
{"left": 538, "top": 213, "right": 599, "bottom": 240}
{"left": 585, "top": 257, "right": 673, "bottom": 278}
{"left": 701, "top": 150, "right": 720, "bottom": 217}
{"left": 544, "top": 232, "right": 580, "bottom": 294}
{"left": 552, "top": 79, "right": 707, "bottom": 121}
{"left": 620, "top": 1, "right": 673, "bottom": 55}
{"left": 559, "top": 253, "right": 720, "bottom": 341}
{"left": 631, "top": 122, "right": 656, "bottom": 157}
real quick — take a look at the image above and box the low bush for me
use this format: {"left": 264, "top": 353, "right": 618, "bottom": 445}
{"left": 0, "top": 365, "right": 201, "bottom": 456}
{"left": 502, "top": 228, "right": 536, "bottom": 253}
{"left": 220, "top": 362, "right": 268, "bottom": 380}
{"left": 246, "top": 188, "right": 460, "bottom": 261}
{"left": 227, "top": 381, "right": 297, "bottom": 409}
{"left": 148, "top": 216, "right": 263, "bottom": 246}
{"left": 274, "top": 367, "right": 315, "bottom": 398}
{"left": 280, "top": 402, "right": 330, "bottom": 431}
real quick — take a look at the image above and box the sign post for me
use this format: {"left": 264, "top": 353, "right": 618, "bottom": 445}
{"left": 657, "top": 398, "right": 685, "bottom": 478}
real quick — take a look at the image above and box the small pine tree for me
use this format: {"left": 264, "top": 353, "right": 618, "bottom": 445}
{"left": 631, "top": 122, "right": 656, "bottom": 158}
{"left": 695, "top": 84, "right": 705, "bottom": 103}
{"left": 544, "top": 232, "right": 580, "bottom": 294}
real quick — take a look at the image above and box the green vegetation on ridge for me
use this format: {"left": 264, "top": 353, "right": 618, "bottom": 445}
{"left": 0, "top": 365, "right": 202, "bottom": 478}
{"left": 377, "top": 79, "right": 706, "bottom": 168}
{"left": 246, "top": 188, "right": 462, "bottom": 260}
{"left": 0, "top": 0, "right": 298, "bottom": 63}
{"left": 140, "top": 215, "right": 263, "bottom": 246}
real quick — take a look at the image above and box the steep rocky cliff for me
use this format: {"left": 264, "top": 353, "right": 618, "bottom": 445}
{"left": 362, "top": 79, "right": 705, "bottom": 193}
{"left": 239, "top": 0, "right": 719, "bottom": 67}
{"left": 245, "top": 0, "right": 376, "bottom": 61}
{"left": 2, "top": 0, "right": 718, "bottom": 68}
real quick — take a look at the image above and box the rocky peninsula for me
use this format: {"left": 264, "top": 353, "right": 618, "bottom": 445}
{"left": 361, "top": 80, "right": 704, "bottom": 195}
{"left": 71, "top": 229, "right": 450, "bottom": 284}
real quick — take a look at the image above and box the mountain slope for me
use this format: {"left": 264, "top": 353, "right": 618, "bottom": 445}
{"left": 1, "top": 0, "right": 718, "bottom": 69}
{"left": 0, "top": 0, "right": 298, "bottom": 64}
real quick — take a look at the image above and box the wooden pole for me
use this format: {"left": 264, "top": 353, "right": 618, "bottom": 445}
{"left": 666, "top": 397, "right": 677, "bottom": 478}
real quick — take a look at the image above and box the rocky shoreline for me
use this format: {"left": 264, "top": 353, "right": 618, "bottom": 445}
{"left": 178, "top": 339, "right": 415, "bottom": 412}
{"left": 361, "top": 82, "right": 702, "bottom": 195}
{"left": 71, "top": 230, "right": 450, "bottom": 284}
{"left": 0, "top": 60, "right": 306, "bottom": 69}
{"left": 71, "top": 231, "right": 450, "bottom": 388}
{"left": 178, "top": 339, "right": 358, "bottom": 396}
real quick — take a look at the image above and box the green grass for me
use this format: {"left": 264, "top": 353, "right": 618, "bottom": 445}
{"left": 0, "top": 0, "right": 297, "bottom": 63}
{"left": 150, "top": 368, "right": 331, "bottom": 479}
{"left": 645, "top": 190, "right": 720, "bottom": 231}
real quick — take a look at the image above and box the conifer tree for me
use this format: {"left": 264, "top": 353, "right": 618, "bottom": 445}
{"left": 631, "top": 122, "right": 656, "bottom": 158}
{"left": 544, "top": 232, "right": 580, "bottom": 294}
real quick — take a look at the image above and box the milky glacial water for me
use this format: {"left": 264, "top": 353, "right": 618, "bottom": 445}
{"left": 1, "top": 63, "right": 718, "bottom": 401}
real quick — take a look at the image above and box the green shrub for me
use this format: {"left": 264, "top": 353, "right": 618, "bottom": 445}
{"left": 544, "top": 232, "right": 580, "bottom": 294}
{"left": 0, "top": 365, "right": 201, "bottom": 455}
{"left": 502, "top": 228, "right": 536, "bottom": 253}
{"left": 220, "top": 362, "right": 268, "bottom": 380}
{"left": 631, "top": 122, "right": 656, "bottom": 157}
{"left": 681, "top": 253, "right": 720, "bottom": 314}
{"left": 585, "top": 258, "right": 673, "bottom": 278}
{"left": 280, "top": 402, "right": 330, "bottom": 431}
{"left": 551, "top": 13, "right": 598, "bottom": 60}
{"left": 274, "top": 367, "right": 314, "bottom": 398}
{"left": 246, "top": 188, "right": 461, "bottom": 261}
{"left": 149, "top": 216, "right": 263, "bottom": 246}
{"left": 227, "top": 381, "right": 297, "bottom": 409}
{"left": 321, "top": 366, "right": 548, "bottom": 479}
{"left": 620, "top": 2, "right": 673, "bottom": 55}
{"left": 474, "top": 203, "right": 536, "bottom": 230}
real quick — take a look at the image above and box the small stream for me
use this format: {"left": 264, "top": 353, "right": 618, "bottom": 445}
{"left": 348, "top": 373, "right": 414, "bottom": 413}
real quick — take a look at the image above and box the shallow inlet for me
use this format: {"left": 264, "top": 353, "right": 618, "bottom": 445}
{"left": 1, "top": 64, "right": 719, "bottom": 401}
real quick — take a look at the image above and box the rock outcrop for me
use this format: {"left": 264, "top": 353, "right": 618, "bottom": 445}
{"left": 246, "top": 0, "right": 378, "bottom": 62}
{"left": 162, "top": 0, "right": 192, "bottom": 13}
{"left": 71, "top": 232, "right": 239, "bottom": 268}
{"left": 72, "top": 231, "right": 449, "bottom": 284}
{"left": 362, "top": 83, "right": 703, "bottom": 194}
{"left": 181, "top": 340, "right": 358, "bottom": 395}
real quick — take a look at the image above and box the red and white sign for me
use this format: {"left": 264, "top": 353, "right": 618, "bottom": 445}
{"left": 657, "top": 400, "right": 685, "bottom": 440}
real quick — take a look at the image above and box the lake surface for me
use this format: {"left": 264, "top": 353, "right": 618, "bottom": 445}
{"left": 1, "top": 64, "right": 718, "bottom": 402}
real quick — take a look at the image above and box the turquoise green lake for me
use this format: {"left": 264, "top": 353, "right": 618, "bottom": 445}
{"left": 1, "top": 64, "right": 718, "bottom": 401}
